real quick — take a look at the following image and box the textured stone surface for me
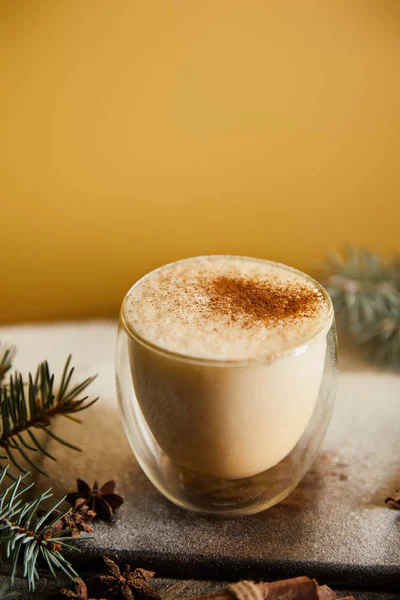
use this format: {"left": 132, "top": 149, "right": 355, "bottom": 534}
{"left": 1, "top": 573, "right": 399, "bottom": 600}
{"left": 1, "top": 322, "right": 400, "bottom": 592}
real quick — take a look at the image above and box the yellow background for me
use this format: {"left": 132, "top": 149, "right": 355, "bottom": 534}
{"left": 1, "top": 1, "right": 399, "bottom": 323}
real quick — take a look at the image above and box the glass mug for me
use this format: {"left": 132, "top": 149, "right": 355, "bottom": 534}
{"left": 116, "top": 257, "right": 337, "bottom": 515}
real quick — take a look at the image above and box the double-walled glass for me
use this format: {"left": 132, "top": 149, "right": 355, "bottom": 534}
{"left": 116, "top": 257, "right": 337, "bottom": 516}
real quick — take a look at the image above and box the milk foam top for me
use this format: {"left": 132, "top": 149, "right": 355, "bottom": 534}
{"left": 124, "top": 256, "right": 332, "bottom": 361}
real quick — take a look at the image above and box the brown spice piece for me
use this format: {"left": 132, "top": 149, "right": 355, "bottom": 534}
{"left": 204, "top": 276, "right": 321, "bottom": 327}
{"left": 92, "top": 557, "right": 160, "bottom": 600}
{"left": 50, "top": 578, "right": 95, "bottom": 600}
{"left": 182, "top": 577, "right": 355, "bottom": 600}
{"left": 66, "top": 479, "right": 124, "bottom": 521}
{"left": 37, "top": 505, "right": 95, "bottom": 536}
{"left": 385, "top": 490, "right": 400, "bottom": 509}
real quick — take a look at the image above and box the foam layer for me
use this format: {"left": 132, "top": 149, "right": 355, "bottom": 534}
{"left": 124, "top": 256, "right": 331, "bottom": 361}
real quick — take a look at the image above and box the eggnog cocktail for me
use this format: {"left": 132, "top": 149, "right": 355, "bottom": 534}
{"left": 122, "top": 256, "right": 332, "bottom": 481}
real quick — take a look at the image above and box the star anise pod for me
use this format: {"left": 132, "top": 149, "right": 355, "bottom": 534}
{"left": 126, "top": 567, "right": 161, "bottom": 600}
{"left": 37, "top": 506, "right": 95, "bottom": 536}
{"left": 94, "top": 557, "right": 160, "bottom": 600}
{"left": 385, "top": 490, "right": 400, "bottom": 509}
{"left": 66, "top": 479, "right": 124, "bottom": 520}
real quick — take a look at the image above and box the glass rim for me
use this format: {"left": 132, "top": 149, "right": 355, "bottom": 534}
{"left": 120, "top": 255, "right": 334, "bottom": 367}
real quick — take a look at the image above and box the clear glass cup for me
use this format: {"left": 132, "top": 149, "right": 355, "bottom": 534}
{"left": 116, "top": 257, "right": 337, "bottom": 516}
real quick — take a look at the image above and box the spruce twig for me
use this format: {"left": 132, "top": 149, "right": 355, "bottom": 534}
{"left": 0, "top": 355, "right": 98, "bottom": 476}
{"left": 0, "top": 345, "right": 15, "bottom": 385}
{"left": 0, "top": 585, "right": 18, "bottom": 600}
{"left": 0, "top": 466, "right": 85, "bottom": 591}
{"left": 321, "top": 245, "right": 400, "bottom": 368}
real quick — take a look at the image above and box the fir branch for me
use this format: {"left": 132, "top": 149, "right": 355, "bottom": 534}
{"left": 322, "top": 245, "right": 400, "bottom": 368}
{"left": 0, "top": 466, "right": 83, "bottom": 591}
{"left": 0, "top": 356, "right": 98, "bottom": 476}
{"left": 352, "top": 304, "right": 400, "bottom": 369}
{"left": 0, "top": 586, "right": 17, "bottom": 600}
{"left": 0, "top": 345, "right": 15, "bottom": 385}
{"left": 323, "top": 246, "right": 400, "bottom": 323}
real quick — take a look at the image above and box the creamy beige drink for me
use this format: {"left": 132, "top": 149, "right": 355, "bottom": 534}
{"left": 123, "top": 256, "right": 332, "bottom": 480}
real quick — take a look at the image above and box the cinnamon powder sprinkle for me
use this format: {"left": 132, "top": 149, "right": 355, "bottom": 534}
{"left": 204, "top": 275, "right": 322, "bottom": 328}
{"left": 125, "top": 257, "right": 330, "bottom": 360}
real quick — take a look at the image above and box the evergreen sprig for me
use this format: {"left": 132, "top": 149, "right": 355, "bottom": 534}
{"left": 0, "top": 466, "right": 81, "bottom": 591}
{"left": 322, "top": 246, "right": 400, "bottom": 368}
{"left": 0, "top": 586, "right": 17, "bottom": 600}
{"left": 0, "top": 355, "right": 98, "bottom": 476}
{"left": 0, "top": 345, "right": 15, "bottom": 385}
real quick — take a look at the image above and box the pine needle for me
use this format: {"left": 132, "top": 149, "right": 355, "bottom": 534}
{"left": 0, "top": 354, "right": 98, "bottom": 475}
{"left": 321, "top": 245, "right": 400, "bottom": 369}
{"left": 0, "top": 466, "right": 85, "bottom": 591}
{"left": 0, "top": 345, "right": 15, "bottom": 385}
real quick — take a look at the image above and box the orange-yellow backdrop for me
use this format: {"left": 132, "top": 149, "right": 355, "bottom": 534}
{"left": 1, "top": 1, "right": 400, "bottom": 323}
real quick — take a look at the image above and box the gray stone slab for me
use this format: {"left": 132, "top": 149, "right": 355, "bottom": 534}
{"left": 2, "top": 573, "right": 399, "bottom": 600}
{"left": 1, "top": 323, "right": 400, "bottom": 592}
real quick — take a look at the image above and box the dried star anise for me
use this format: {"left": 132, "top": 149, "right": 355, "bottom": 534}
{"left": 66, "top": 479, "right": 124, "bottom": 520}
{"left": 385, "top": 490, "right": 400, "bottom": 509}
{"left": 127, "top": 567, "right": 161, "bottom": 600}
{"left": 37, "top": 506, "right": 95, "bottom": 536}
{"left": 94, "top": 557, "right": 160, "bottom": 600}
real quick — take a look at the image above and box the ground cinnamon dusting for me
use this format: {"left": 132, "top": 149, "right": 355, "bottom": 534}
{"left": 204, "top": 276, "right": 321, "bottom": 328}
